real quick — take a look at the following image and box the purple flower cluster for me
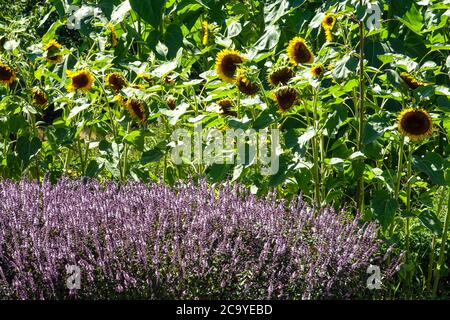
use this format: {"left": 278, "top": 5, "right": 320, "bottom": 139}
{"left": 0, "top": 178, "right": 400, "bottom": 299}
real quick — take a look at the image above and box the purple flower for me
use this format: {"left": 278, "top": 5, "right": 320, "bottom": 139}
{"left": 0, "top": 178, "right": 401, "bottom": 299}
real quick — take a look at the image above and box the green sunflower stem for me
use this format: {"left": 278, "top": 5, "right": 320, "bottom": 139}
{"left": 389, "top": 136, "right": 405, "bottom": 238}
{"left": 121, "top": 122, "right": 131, "bottom": 181}
{"left": 426, "top": 187, "right": 446, "bottom": 292}
{"left": 77, "top": 139, "right": 85, "bottom": 177}
{"left": 433, "top": 188, "right": 450, "bottom": 297}
{"left": 356, "top": 8, "right": 365, "bottom": 215}
{"left": 311, "top": 87, "right": 321, "bottom": 207}
{"left": 405, "top": 143, "right": 413, "bottom": 287}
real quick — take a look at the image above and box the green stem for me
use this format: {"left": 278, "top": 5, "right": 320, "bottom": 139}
{"left": 311, "top": 87, "right": 321, "bottom": 207}
{"left": 356, "top": 8, "right": 366, "bottom": 215}
{"left": 77, "top": 139, "right": 85, "bottom": 176}
{"left": 389, "top": 136, "right": 405, "bottom": 237}
{"left": 404, "top": 143, "right": 414, "bottom": 292}
{"left": 433, "top": 189, "right": 450, "bottom": 296}
{"left": 426, "top": 187, "right": 446, "bottom": 292}
{"left": 122, "top": 122, "right": 131, "bottom": 180}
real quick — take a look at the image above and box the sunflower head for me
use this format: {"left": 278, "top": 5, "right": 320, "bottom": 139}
{"left": 107, "top": 23, "right": 118, "bottom": 48}
{"left": 273, "top": 86, "right": 298, "bottom": 112}
{"left": 287, "top": 37, "right": 314, "bottom": 66}
{"left": 215, "top": 49, "right": 245, "bottom": 83}
{"left": 201, "top": 21, "right": 209, "bottom": 46}
{"left": 32, "top": 88, "right": 48, "bottom": 106}
{"left": 235, "top": 68, "right": 259, "bottom": 96}
{"left": 125, "top": 98, "right": 148, "bottom": 123}
{"left": 44, "top": 39, "right": 64, "bottom": 64}
{"left": 398, "top": 108, "right": 433, "bottom": 141}
{"left": 267, "top": 66, "right": 294, "bottom": 87}
{"left": 0, "top": 62, "right": 17, "bottom": 86}
{"left": 217, "top": 98, "right": 237, "bottom": 116}
{"left": 106, "top": 72, "right": 127, "bottom": 93}
{"left": 322, "top": 13, "right": 336, "bottom": 30}
{"left": 399, "top": 72, "right": 427, "bottom": 90}
{"left": 310, "top": 64, "right": 325, "bottom": 78}
{"left": 67, "top": 69, "right": 95, "bottom": 92}
{"left": 166, "top": 96, "right": 176, "bottom": 110}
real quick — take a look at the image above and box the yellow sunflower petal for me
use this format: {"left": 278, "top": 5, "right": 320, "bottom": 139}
{"left": 215, "top": 49, "right": 245, "bottom": 83}
{"left": 287, "top": 37, "right": 315, "bottom": 66}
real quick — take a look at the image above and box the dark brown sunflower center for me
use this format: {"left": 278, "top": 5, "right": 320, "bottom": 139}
{"left": 312, "top": 66, "right": 324, "bottom": 76}
{"left": 109, "top": 75, "right": 126, "bottom": 91}
{"left": 400, "top": 111, "right": 431, "bottom": 135}
{"left": 129, "top": 100, "right": 146, "bottom": 120}
{"left": 270, "top": 68, "right": 294, "bottom": 86}
{"left": 221, "top": 54, "right": 243, "bottom": 78}
{"left": 72, "top": 74, "right": 89, "bottom": 88}
{"left": 0, "top": 66, "right": 13, "bottom": 80}
{"left": 276, "top": 88, "right": 297, "bottom": 111}
{"left": 326, "top": 17, "right": 335, "bottom": 25}
{"left": 293, "top": 42, "right": 312, "bottom": 64}
{"left": 33, "top": 91, "right": 48, "bottom": 105}
{"left": 237, "top": 77, "right": 258, "bottom": 96}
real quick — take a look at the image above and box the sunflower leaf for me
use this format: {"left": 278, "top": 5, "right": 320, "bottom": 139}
{"left": 413, "top": 153, "right": 447, "bottom": 186}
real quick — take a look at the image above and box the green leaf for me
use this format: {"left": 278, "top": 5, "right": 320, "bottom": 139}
{"left": 371, "top": 190, "right": 398, "bottom": 229}
{"left": 140, "top": 148, "right": 164, "bottom": 164}
{"left": 67, "top": 103, "right": 91, "bottom": 121}
{"left": 418, "top": 210, "right": 443, "bottom": 236}
{"left": 85, "top": 160, "right": 101, "bottom": 177}
{"left": 16, "top": 136, "right": 42, "bottom": 168}
{"left": 297, "top": 127, "right": 316, "bottom": 149}
{"left": 42, "top": 20, "right": 63, "bottom": 44}
{"left": 397, "top": 3, "right": 423, "bottom": 35}
{"left": 363, "top": 116, "right": 390, "bottom": 145}
{"left": 332, "top": 54, "right": 358, "bottom": 80}
{"left": 226, "top": 20, "right": 242, "bottom": 38}
{"left": 253, "top": 25, "right": 280, "bottom": 51}
{"left": 164, "top": 24, "right": 183, "bottom": 59}
{"left": 413, "top": 153, "right": 447, "bottom": 186}
{"left": 437, "top": 96, "right": 450, "bottom": 112}
{"left": 129, "top": 0, "right": 166, "bottom": 29}
{"left": 207, "top": 163, "right": 232, "bottom": 182}
{"left": 110, "top": 0, "right": 132, "bottom": 24}
{"left": 124, "top": 130, "right": 148, "bottom": 152}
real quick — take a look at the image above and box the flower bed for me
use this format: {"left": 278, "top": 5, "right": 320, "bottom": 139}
{"left": 0, "top": 179, "right": 400, "bottom": 299}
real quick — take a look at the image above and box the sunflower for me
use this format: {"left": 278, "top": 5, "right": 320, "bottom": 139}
{"left": 322, "top": 13, "right": 336, "bottom": 42}
{"left": 107, "top": 23, "right": 118, "bottom": 48}
{"left": 32, "top": 88, "right": 48, "bottom": 106}
{"left": 267, "top": 66, "right": 294, "bottom": 87}
{"left": 217, "top": 99, "right": 237, "bottom": 117}
{"left": 44, "top": 39, "right": 64, "bottom": 64}
{"left": 166, "top": 97, "right": 176, "bottom": 110}
{"left": 67, "top": 69, "right": 95, "bottom": 92}
{"left": 106, "top": 72, "right": 127, "bottom": 92}
{"left": 287, "top": 37, "right": 314, "bottom": 65}
{"left": 310, "top": 64, "right": 324, "bottom": 78}
{"left": 399, "top": 72, "right": 427, "bottom": 90}
{"left": 202, "top": 21, "right": 209, "bottom": 46}
{"left": 397, "top": 108, "right": 433, "bottom": 141}
{"left": 0, "top": 62, "right": 16, "bottom": 86}
{"left": 273, "top": 86, "right": 298, "bottom": 112}
{"left": 215, "top": 49, "right": 245, "bottom": 83}
{"left": 235, "top": 69, "right": 259, "bottom": 96}
{"left": 125, "top": 98, "right": 147, "bottom": 123}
